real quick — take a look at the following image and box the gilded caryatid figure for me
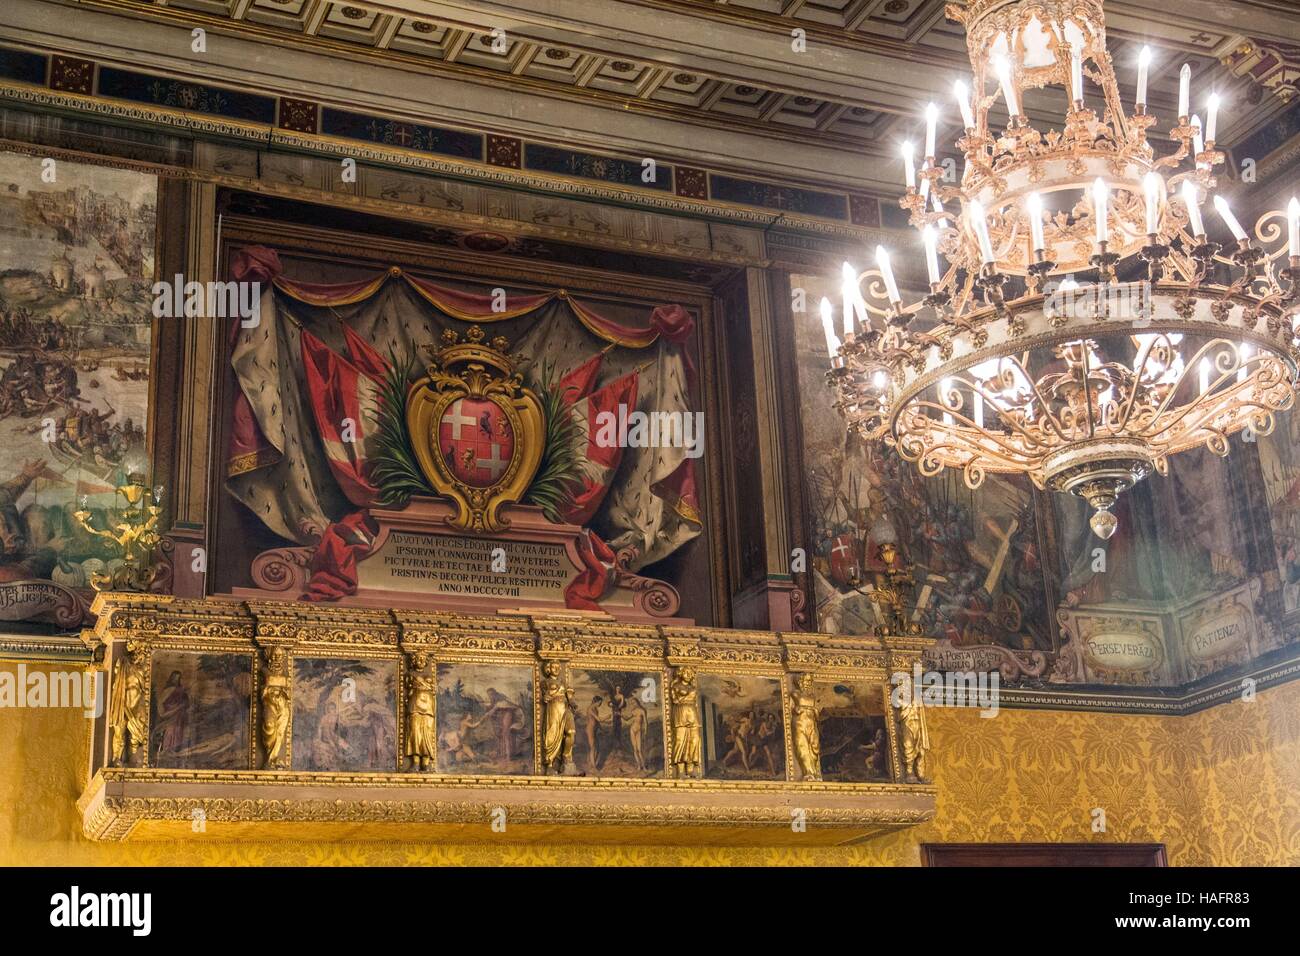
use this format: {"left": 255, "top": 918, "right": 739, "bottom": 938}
{"left": 259, "top": 647, "right": 291, "bottom": 769}
{"left": 790, "top": 673, "right": 822, "bottom": 781}
{"left": 405, "top": 652, "right": 437, "bottom": 772}
{"left": 668, "top": 667, "right": 701, "bottom": 778}
{"left": 896, "top": 688, "right": 931, "bottom": 783}
{"left": 541, "top": 661, "right": 575, "bottom": 775}
{"left": 108, "top": 639, "right": 147, "bottom": 767}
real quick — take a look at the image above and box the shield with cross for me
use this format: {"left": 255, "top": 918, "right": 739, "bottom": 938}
{"left": 406, "top": 326, "right": 545, "bottom": 533}
{"left": 438, "top": 396, "right": 516, "bottom": 488}
{"left": 828, "top": 532, "right": 863, "bottom": 588}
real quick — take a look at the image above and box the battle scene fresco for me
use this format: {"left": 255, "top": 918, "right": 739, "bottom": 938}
{"left": 0, "top": 151, "right": 155, "bottom": 621}
{"left": 791, "top": 275, "right": 1052, "bottom": 656}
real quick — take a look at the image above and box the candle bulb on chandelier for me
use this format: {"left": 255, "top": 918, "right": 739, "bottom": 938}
{"left": 1143, "top": 172, "right": 1163, "bottom": 236}
{"left": 901, "top": 141, "right": 916, "bottom": 189}
{"left": 994, "top": 55, "right": 1019, "bottom": 119}
{"left": 1027, "top": 192, "right": 1046, "bottom": 253}
{"left": 841, "top": 261, "right": 857, "bottom": 337}
{"left": 969, "top": 200, "right": 996, "bottom": 264}
{"left": 924, "top": 103, "right": 939, "bottom": 159}
{"left": 1177, "top": 63, "right": 1190, "bottom": 120}
{"left": 819, "top": 297, "right": 839, "bottom": 360}
{"left": 954, "top": 79, "right": 975, "bottom": 130}
{"left": 1213, "top": 194, "right": 1248, "bottom": 242}
{"left": 1191, "top": 114, "right": 1204, "bottom": 164}
{"left": 1287, "top": 196, "right": 1299, "bottom": 259}
{"left": 1070, "top": 45, "right": 1083, "bottom": 106}
{"left": 923, "top": 225, "right": 941, "bottom": 285}
{"left": 1205, "top": 93, "right": 1220, "bottom": 143}
{"left": 876, "top": 245, "right": 903, "bottom": 305}
{"left": 1136, "top": 46, "right": 1151, "bottom": 111}
{"left": 1182, "top": 180, "right": 1206, "bottom": 237}
{"left": 1092, "top": 178, "right": 1110, "bottom": 244}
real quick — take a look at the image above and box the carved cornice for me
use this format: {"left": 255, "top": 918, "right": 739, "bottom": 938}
{"left": 78, "top": 767, "right": 937, "bottom": 843}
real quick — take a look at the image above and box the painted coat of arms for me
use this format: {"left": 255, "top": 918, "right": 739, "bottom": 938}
{"left": 406, "top": 326, "right": 543, "bottom": 533}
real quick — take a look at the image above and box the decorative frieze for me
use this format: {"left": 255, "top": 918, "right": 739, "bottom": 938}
{"left": 78, "top": 593, "right": 936, "bottom": 842}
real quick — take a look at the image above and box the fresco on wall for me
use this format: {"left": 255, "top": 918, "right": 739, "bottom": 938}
{"left": 149, "top": 651, "right": 251, "bottom": 769}
{"left": 791, "top": 275, "right": 1052, "bottom": 664}
{"left": 435, "top": 662, "right": 534, "bottom": 774}
{"left": 566, "top": 668, "right": 663, "bottom": 777}
{"left": 291, "top": 657, "right": 397, "bottom": 771}
{"left": 698, "top": 672, "right": 785, "bottom": 780}
{"left": 791, "top": 272, "right": 1300, "bottom": 687}
{"left": 0, "top": 151, "right": 155, "bottom": 623}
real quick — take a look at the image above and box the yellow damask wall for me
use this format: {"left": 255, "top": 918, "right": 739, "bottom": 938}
{"left": 2, "top": 663, "right": 1297, "bottom": 865}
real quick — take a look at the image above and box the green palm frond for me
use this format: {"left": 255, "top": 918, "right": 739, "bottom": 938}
{"left": 370, "top": 347, "right": 434, "bottom": 508}
{"left": 525, "top": 361, "right": 585, "bottom": 523}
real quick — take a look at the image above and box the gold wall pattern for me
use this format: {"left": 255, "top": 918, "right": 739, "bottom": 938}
{"left": 3, "top": 663, "right": 1297, "bottom": 865}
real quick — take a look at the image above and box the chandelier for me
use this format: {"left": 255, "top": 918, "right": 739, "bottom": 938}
{"left": 825, "top": 0, "right": 1300, "bottom": 538}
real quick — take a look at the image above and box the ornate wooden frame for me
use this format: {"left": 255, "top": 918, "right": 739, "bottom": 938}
{"left": 78, "top": 593, "right": 937, "bottom": 844}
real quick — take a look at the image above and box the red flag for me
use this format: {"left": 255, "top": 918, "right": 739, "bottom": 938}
{"left": 300, "top": 329, "right": 384, "bottom": 508}
{"left": 651, "top": 459, "right": 701, "bottom": 527}
{"left": 558, "top": 349, "right": 606, "bottom": 404}
{"left": 561, "top": 369, "right": 639, "bottom": 526}
{"left": 341, "top": 323, "right": 389, "bottom": 380}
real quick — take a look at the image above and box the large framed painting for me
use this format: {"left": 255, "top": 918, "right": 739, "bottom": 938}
{"left": 0, "top": 150, "right": 156, "bottom": 627}
{"left": 208, "top": 205, "right": 724, "bottom": 626}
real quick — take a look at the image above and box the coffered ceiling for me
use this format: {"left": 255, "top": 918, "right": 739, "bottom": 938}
{"left": 4, "top": 0, "right": 1298, "bottom": 193}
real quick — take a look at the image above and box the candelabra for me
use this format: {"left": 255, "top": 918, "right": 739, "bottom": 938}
{"left": 73, "top": 473, "right": 164, "bottom": 592}
{"left": 825, "top": 0, "right": 1300, "bottom": 538}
